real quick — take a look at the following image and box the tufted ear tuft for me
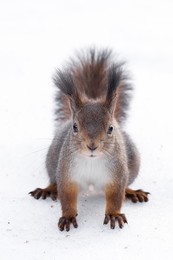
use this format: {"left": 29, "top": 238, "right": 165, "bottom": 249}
{"left": 53, "top": 69, "right": 83, "bottom": 113}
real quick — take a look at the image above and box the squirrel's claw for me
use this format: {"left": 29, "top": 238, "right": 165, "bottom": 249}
{"left": 29, "top": 188, "right": 45, "bottom": 200}
{"left": 125, "top": 188, "right": 150, "bottom": 203}
{"left": 58, "top": 216, "right": 78, "bottom": 232}
{"left": 29, "top": 185, "right": 58, "bottom": 201}
{"left": 104, "top": 213, "right": 128, "bottom": 229}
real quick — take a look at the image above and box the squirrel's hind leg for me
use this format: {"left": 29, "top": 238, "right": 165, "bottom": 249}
{"left": 29, "top": 183, "right": 58, "bottom": 201}
{"left": 125, "top": 188, "right": 150, "bottom": 203}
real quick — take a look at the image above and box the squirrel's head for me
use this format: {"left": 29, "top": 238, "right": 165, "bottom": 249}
{"left": 71, "top": 101, "right": 117, "bottom": 157}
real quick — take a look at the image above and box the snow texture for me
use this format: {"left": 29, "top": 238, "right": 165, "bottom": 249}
{"left": 0, "top": 0, "right": 173, "bottom": 259}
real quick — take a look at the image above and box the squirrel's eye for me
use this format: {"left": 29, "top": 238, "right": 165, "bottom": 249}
{"left": 107, "top": 125, "right": 113, "bottom": 135}
{"left": 73, "top": 123, "right": 78, "bottom": 133}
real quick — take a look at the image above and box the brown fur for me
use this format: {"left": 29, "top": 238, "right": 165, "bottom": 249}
{"left": 105, "top": 183, "right": 125, "bottom": 215}
{"left": 72, "top": 60, "right": 107, "bottom": 99}
{"left": 59, "top": 181, "right": 78, "bottom": 218}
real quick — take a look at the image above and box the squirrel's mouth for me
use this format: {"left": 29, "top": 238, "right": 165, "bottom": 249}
{"left": 90, "top": 154, "right": 96, "bottom": 158}
{"left": 79, "top": 149, "right": 103, "bottom": 158}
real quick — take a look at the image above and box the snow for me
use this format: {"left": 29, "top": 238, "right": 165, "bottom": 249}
{"left": 1, "top": 0, "right": 173, "bottom": 259}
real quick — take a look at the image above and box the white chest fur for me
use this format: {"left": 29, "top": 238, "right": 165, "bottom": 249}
{"left": 70, "top": 154, "right": 111, "bottom": 190}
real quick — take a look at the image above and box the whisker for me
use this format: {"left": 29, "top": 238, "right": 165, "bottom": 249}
{"left": 26, "top": 147, "right": 49, "bottom": 156}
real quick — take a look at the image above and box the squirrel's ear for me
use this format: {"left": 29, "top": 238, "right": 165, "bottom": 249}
{"left": 54, "top": 69, "right": 83, "bottom": 113}
{"left": 68, "top": 93, "right": 83, "bottom": 113}
{"left": 105, "top": 65, "right": 122, "bottom": 114}
{"left": 105, "top": 93, "right": 117, "bottom": 115}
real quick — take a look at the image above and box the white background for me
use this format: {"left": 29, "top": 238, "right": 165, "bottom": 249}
{"left": 0, "top": 0, "right": 173, "bottom": 259}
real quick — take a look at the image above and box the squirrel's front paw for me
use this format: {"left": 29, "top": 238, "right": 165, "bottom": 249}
{"left": 103, "top": 213, "right": 128, "bottom": 229}
{"left": 58, "top": 216, "right": 78, "bottom": 232}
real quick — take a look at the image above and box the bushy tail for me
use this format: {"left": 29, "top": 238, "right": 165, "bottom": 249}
{"left": 53, "top": 48, "right": 133, "bottom": 125}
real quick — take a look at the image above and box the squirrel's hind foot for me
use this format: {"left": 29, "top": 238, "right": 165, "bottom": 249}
{"left": 29, "top": 183, "right": 57, "bottom": 201}
{"left": 125, "top": 188, "right": 150, "bottom": 203}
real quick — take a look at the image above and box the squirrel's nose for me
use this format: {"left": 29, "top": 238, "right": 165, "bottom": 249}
{"left": 87, "top": 144, "right": 97, "bottom": 151}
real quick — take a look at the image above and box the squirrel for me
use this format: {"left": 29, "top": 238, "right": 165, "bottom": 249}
{"left": 29, "top": 48, "right": 149, "bottom": 231}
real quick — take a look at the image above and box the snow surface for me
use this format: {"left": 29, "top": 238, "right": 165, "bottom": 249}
{"left": 1, "top": 0, "right": 173, "bottom": 259}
